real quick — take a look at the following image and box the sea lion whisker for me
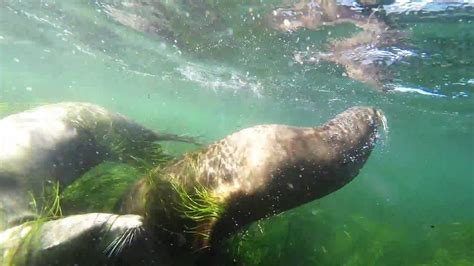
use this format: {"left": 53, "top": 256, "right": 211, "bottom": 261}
{"left": 104, "top": 235, "right": 122, "bottom": 258}
{"left": 104, "top": 226, "right": 142, "bottom": 258}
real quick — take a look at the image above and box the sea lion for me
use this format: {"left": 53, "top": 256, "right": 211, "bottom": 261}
{"left": 122, "top": 106, "right": 387, "bottom": 257}
{"left": 0, "top": 102, "right": 194, "bottom": 228}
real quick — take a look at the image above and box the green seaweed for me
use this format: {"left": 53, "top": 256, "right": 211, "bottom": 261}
{"left": 168, "top": 177, "right": 225, "bottom": 246}
{"left": 61, "top": 125, "right": 176, "bottom": 214}
{"left": 217, "top": 205, "right": 474, "bottom": 266}
{"left": 171, "top": 180, "right": 223, "bottom": 223}
{"left": 61, "top": 162, "right": 142, "bottom": 214}
{"left": 125, "top": 142, "right": 175, "bottom": 172}
{"left": 142, "top": 152, "right": 228, "bottom": 250}
{"left": 93, "top": 126, "right": 175, "bottom": 172}
{"left": 1, "top": 220, "right": 45, "bottom": 266}
{"left": 1, "top": 181, "right": 64, "bottom": 266}
{"left": 29, "top": 181, "right": 63, "bottom": 219}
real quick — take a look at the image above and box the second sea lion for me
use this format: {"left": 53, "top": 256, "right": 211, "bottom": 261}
{"left": 0, "top": 102, "right": 194, "bottom": 228}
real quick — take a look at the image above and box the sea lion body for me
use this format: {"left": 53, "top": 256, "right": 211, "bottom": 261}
{"left": 125, "top": 106, "right": 386, "bottom": 253}
{"left": 1, "top": 103, "right": 108, "bottom": 188}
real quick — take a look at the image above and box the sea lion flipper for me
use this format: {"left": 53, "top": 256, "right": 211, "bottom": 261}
{"left": 153, "top": 133, "right": 202, "bottom": 146}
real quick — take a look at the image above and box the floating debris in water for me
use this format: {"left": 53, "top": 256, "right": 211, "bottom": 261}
{"left": 321, "top": 246, "right": 328, "bottom": 253}
{"left": 343, "top": 230, "right": 351, "bottom": 238}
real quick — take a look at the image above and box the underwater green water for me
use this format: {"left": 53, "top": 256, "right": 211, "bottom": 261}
{"left": 0, "top": 0, "right": 473, "bottom": 265}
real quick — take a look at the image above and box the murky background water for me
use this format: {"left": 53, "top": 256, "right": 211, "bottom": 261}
{"left": 1, "top": 0, "right": 473, "bottom": 264}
